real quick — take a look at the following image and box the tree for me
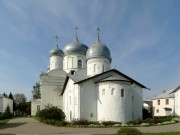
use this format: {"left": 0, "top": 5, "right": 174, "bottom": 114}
{"left": 8, "top": 92, "right": 14, "bottom": 100}
{"left": 3, "top": 92, "right": 8, "bottom": 97}
{"left": 32, "top": 82, "right": 41, "bottom": 100}
{"left": 8, "top": 92, "right": 16, "bottom": 112}
{"left": 14, "top": 93, "right": 27, "bottom": 114}
{"left": 14, "top": 93, "right": 26, "bottom": 105}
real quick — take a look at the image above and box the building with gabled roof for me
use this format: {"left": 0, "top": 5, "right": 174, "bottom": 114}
{"left": 152, "top": 86, "right": 180, "bottom": 117}
{"left": 31, "top": 28, "right": 148, "bottom": 123}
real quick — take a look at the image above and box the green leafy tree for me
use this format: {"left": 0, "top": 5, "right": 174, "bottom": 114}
{"left": 32, "top": 82, "right": 41, "bottom": 100}
{"left": 14, "top": 93, "right": 27, "bottom": 113}
{"left": 2, "top": 105, "right": 13, "bottom": 119}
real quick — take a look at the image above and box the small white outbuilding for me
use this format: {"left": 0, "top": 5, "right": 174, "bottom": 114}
{"left": 0, "top": 95, "right": 13, "bottom": 114}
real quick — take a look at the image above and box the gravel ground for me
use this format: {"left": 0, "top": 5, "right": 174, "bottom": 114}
{"left": 0, "top": 117, "right": 180, "bottom": 135}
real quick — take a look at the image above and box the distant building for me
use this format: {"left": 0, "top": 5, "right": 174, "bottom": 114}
{"left": 152, "top": 89, "right": 180, "bottom": 117}
{"left": 143, "top": 99, "right": 152, "bottom": 110}
{"left": 0, "top": 95, "right": 13, "bottom": 114}
{"left": 31, "top": 29, "right": 148, "bottom": 123}
{"left": 172, "top": 86, "right": 180, "bottom": 116}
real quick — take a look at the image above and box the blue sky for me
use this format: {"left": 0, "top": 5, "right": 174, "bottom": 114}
{"left": 0, "top": 0, "right": 180, "bottom": 101}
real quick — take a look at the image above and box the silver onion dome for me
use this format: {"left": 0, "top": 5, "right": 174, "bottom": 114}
{"left": 63, "top": 37, "right": 88, "bottom": 56}
{"left": 50, "top": 36, "right": 64, "bottom": 57}
{"left": 86, "top": 28, "right": 111, "bottom": 61}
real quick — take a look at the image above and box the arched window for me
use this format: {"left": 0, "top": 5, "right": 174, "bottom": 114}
{"left": 94, "top": 64, "right": 96, "bottom": 73}
{"left": 121, "top": 89, "right": 124, "bottom": 97}
{"left": 37, "top": 105, "right": 40, "bottom": 111}
{"left": 102, "top": 65, "right": 104, "bottom": 72}
{"left": 102, "top": 89, "right": 105, "bottom": 95}
{"left": 111, "top": 88, "right": 115, "bottom": 95}
{"left": 78, "top": 60, "right": 82, "bottom": 68}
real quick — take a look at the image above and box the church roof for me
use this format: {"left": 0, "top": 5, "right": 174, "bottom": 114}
{"left": 74, "top": 69, "right": 148, "bottom": 89}
{"left": 63, "top": 39, "right": 88, "bottom": 56}
{"left": 50, "top": 36, "right": 64, "bottom": 57}
{"left": 152, "top": 89, "right": 175, "bottom": 100}
{"left": 86, "top": 28, "right": 111, "bottom": 61}
{"left": 67, "top": 69, "right": 87, "bottom": 82}
{"left": 95, "top": 76, "right": 131, "bottom": 83}
{"left": 63, "top": 27, "right": 88, "bottom": 56}
{"left": 61, "top": 69, "right": 148, "bottom": 95}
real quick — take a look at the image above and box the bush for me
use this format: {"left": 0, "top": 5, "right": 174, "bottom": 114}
{"left": 117, "top": 127, "right": 142, "bottom": 135}
{"left": 36, "top": 106, "right": 65, "bottom": 121}
{"left": 71, "top": 118, "right": 89, "bottom": 125}
{"left": 127, "top": 119, "right": 143, "bottom": 125}
{"left": 55, "top": 120, "right": 69, "bottom": 126}
{"left": 1, "top": 106, "right": 13, "bottom": 119}
{"left": 101, "top": 121, "right": 122, "bottom": 126}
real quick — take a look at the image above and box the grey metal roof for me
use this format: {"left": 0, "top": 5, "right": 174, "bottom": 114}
{"left": 50, "top": 45, "right": 64, "bottom": 57}
{"left": 86, "top": 37, "right": 111, "bottom": 61}
{"left": 61, "top": 69, "right": 148, "bottom": 95}
{"left": 74, "top": 69, "right": 148, "bottom": 89}
{"left": 96, "top": 76, "right": 131, "bottom": 83}
{"left": 67, "top": 69, "right": 88, "bottom": 82}
{"left": 63, "top": 38, "right": 88, "bottom": 56}
{"left": 170, "top": 85, "right": 180, "bottom": 93}
{"left": 152, "top": 89, "right": 175, "bottom": 100}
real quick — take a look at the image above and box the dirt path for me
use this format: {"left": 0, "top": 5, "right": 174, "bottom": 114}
{"left": 0, "top": 117, "right": 180, "bottom": 135}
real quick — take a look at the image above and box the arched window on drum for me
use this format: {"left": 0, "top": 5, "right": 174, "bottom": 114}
{"left": 78, "top": 60, "right": 82, "bottom": 68}
{"left": 111, "top": 88, "right": 115, "bottom": 95}
{"left": 121, "top": 89, "right": 124, "bottom": 97}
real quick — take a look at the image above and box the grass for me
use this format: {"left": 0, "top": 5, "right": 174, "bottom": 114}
{"left": 0, "top": 119, "right": 9, "bottom": 124}
{"left": 95, "top": 132, "right": 180, "bottom": 135}
{"left": 144, "top": 133, "right": 180, "bottom": 135}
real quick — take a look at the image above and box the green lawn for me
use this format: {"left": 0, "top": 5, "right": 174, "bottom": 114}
{"left": 0, "top": 119, "right": 9, "bottom": 124}
{"left": 144, "top": 133, "right": 180, "bottom": 135}
{"left": 95, "top": 132, "right": 180, "bottom": 135}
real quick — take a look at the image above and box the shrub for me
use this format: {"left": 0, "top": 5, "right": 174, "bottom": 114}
{"left": 1, "top": 106, "right": 13, "bottom": 119}
{"left": 127, "top": 119, "right": 143, "bottom": 125}
{"left": 36, "top": 106, "right": 65, "bottom": 121}
{"left": 155, "top": 116, "right": 173, "bottom": 123}
{"left": 55, "top": 120, "right": 69, "bottom": 126}
{"left": 88, "top": 121, "right": 100, "bottom": 125}
{"left": 101, "top": 121, "right": 122, "bottom": 126}
{"left": 117, "top": 127, "right": 142, "bottom": 135}
{"left": 71, "top": 118, "right": 89, "bottom": 125}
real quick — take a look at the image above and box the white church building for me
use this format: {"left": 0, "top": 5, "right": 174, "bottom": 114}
{"left": 31, "top": 28, "right": 147, "bottom": 123}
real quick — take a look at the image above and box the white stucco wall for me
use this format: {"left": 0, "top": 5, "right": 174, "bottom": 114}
{"left": 97, "top": 81, "right": 132, "bottom": 123}
{"left": 31, "top": 99, "right": 41, "bottom": 116}
{"left": 50, "top": 55, "right": 63, "bottom": 71}
{"left": 87, "top": 58, "right": 111, "bottom": 76}
{"left": 175, "top": 90, "right": 180, "bottom": 116}
{"left": 63, "top": 54, "right": 86, "bottom": 73}
{"left": 40, "top": 70, "right": 65, "bottom": 109}
{"left": 0, "top": 97, "right": 13, "bottom": 113}
{"left": 152, "top": 98, "right": 175, "bottom": 117}
{"left": 63, "top": 78, "right": 79, "bottom": 121}
{"left": 131, "top": 84, "right": 143, "bottom": 120}
{"left": 79, "top": 80, "right": 97, "bottom": 121}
